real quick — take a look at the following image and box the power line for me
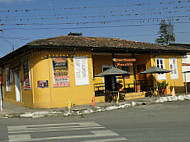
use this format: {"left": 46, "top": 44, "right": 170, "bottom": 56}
{"left": 1, "top": 5, "right": 190, "bottom": 22}
{"left": 3, "top": 21, "right": 190, "bottom": 31}
{"left": 0, "top": 16, "right": 190, "bottom": 29}
{"left": 0, "top": 0, "right": 189, "bottom": 13}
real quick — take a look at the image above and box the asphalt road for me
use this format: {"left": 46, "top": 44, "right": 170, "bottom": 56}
{"left": 0, "top": 101, "right": 190, "bottom": 142}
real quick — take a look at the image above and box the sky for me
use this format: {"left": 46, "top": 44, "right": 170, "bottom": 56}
{"left": 0, "top": 0, "right": 190, "bottom": 57}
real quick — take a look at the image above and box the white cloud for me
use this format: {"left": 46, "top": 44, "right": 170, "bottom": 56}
{"left": 0, "top": 0, "right": 32, "bottom": 3}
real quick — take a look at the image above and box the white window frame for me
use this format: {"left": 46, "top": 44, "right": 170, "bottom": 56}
{"left": 10, "top": 69, "right": 13, "bottom": 83}
{"left": 156, "top": 58, "right": 166, "bottom": 80}
{"left": 5, "top": 67, "right": 11, "bottom": 92}
{"left": 74, "top": 56, "right": 89, "bottom": 86}
{"left": 169, "top": 58, "right": 178, "bottom": 79}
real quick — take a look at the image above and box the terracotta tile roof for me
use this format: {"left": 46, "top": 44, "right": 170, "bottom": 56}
{"left": 27, "top": 35, "right": 189, "bottom": 52}
{"left": 1, "top": 35, "right": 189, "bottom": 64}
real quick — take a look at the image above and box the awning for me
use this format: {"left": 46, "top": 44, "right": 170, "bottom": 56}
{"left": 183, "top": 71, "right": 190, "bottom": 73}
{"left": 95, "top": 67, "right": 131, "bottom": 77}
{"left": 140, "top": 66, "right": 171, "bottom": 74}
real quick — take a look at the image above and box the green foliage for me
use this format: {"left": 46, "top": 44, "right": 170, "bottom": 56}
{"left": 158, "top": 81, "right": 168, "bottom": 89}
{"left": 155, "top": 20, "right": 175, "bottom": 45}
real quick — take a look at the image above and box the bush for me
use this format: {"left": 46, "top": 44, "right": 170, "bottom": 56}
{"left": 158, "top": 81, "right": 168, "bottom": 89}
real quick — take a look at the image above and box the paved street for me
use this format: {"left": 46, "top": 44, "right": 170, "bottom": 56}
{"left": 0, "top": 101, "right": 190, "bottom": 142}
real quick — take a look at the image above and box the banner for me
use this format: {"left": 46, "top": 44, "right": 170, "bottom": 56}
{"left": 52, "top": 57, "right": 70, "bottom": 87}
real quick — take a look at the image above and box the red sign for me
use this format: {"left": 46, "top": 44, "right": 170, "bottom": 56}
{"left": 116, "top": 63, "right": 133, "bottom": 66}
{"left": 114, "top": 58, "right": 136, "bottom": 62}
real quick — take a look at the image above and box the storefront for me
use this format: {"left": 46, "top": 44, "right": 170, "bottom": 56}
{"left": 0, "top": 35, "right": 189, "bottom": 108}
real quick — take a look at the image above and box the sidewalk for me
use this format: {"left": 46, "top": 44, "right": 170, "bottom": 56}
{"left": 0, "top": 94, "right": 190, "bottom": 118}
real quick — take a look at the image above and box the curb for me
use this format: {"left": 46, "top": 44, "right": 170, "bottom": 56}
{"left": 1, "top": 94, "right": 190, "bottom": 118}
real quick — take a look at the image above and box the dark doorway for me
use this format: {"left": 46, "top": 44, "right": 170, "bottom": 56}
{"left": 104, "top": 76, "right": 116, "bottom": 91}
{"left": 137, "top": 64, "right": 147, "bottom": 91}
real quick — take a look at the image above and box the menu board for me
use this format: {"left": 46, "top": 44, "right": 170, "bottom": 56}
{"left": 23, "top": 59, "right": 31, "bottom": 89}
{"left": 52, "top": 57, "right": 70, "bottom": 87}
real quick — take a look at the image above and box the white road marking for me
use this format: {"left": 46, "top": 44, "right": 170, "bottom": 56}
{"left": 8, "top": 121, "right": 101, "bottom": 130}
{"left": 82, "top": 137, "right": 127, "bottom": 142}
{"left": 8, "top": 121, "right": 127, "bottom": 142}
{"left": 8, "top": 126, "right": 105, "bottom": 134}
{"left": 8, "top": 121, "right": 104, "bottom": 133}
{"left": 9, "top": 130, "right": 121, "bottom": 142}
{"left": 8, "top": 134, "right": 31, "bottom": 142}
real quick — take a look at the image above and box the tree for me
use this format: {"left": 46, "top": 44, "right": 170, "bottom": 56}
{"left": 0, "top": 29, "right": 4, "bottom": 33}
{"left": 155, "top": 20, "right": 175, "bottom": 45}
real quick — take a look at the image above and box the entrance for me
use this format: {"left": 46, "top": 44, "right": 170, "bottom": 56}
{"left": 102, "top": 65, "right": 117, "bottom": 91}
{"left": 14, "top": 71, "right": 21, "bottom": 102}
{"left": 104, "top": 76, "right": 116, "bottom": 91}
{"left": 137, "top": 64, "right": 147, "bottom": 91}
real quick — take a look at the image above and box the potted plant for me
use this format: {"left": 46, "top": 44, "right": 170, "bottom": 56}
{"left": 158, "top": 81, "right": 168, "bottom": 96}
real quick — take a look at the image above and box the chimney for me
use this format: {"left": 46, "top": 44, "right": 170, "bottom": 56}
{"left": 68, "top": 32, "right": 82, "bottom": 36}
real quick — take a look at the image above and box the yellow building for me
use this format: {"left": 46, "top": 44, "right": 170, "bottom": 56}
{"left": 0, "top": 35, "right": 189, "bottom": 108}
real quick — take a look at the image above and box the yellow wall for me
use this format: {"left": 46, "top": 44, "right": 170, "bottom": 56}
{"left": 93, "top": 54, "right": 152, "bottom": 89}
{"left": 30, "top": 50, "right": 94, "bottom": 108}
{"left": 151, "top": 54, "right": 184, "bottom": 94}
{"left": 2, "top": 50, "right": 95, "bottom": 108}
{"left": 93, "top": 53, "right": 184, "bottom": 95}
{"left": 3, "top": 55, "right": 33, "bottom": 107}
{"left": 2, "top": 51, "right": 185, "bottom": 108}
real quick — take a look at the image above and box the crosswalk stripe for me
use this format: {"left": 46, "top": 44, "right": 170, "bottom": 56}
{"left": 8, "top": 121, "right": 128, "bottom": 142}
{"left": 8, "top": 130, "right": 120, "bottom": 142}
{"left": 8, "top": 121, "right": 100, "bottom": 130}
{"left": 8, "top": 134, "right": 31, "bottom": 142}
{"left": 8, "top": 121, "right": 105, "bottom": 134}
{"left": 82, "top": 137, "right": 127, "bottom": 142}
{"left": 8, "top": 126, "right": 105, "bottom": 134}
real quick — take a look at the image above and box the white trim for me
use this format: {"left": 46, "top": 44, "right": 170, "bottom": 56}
{"left": 15, "top": 71, "right": 21, "bottom": 102}
{"left": 74, "top": 56, "right": 89, "bottom": 86}
{"left": 5, "top": 67, "right": 11, "bottom": 92}
{"left": 156, "top": 58, "right": 166, "bottom": 80}
{"left": 169, "top": 58, "right": 179, "bottom": 79}
{"left": 10, "top": 69, "right": 13, "bottom": 83}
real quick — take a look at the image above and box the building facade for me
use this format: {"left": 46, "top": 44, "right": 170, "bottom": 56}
{"left": 170, "top": 43, "right": 190, "bottom": 93}
{"left": 0, "top": 35, "right": 189, "bottom": 108}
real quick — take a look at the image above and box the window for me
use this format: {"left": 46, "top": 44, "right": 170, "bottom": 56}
{"left": 10, "top": 69, "right": 13, "bottom": 83}
{"left": 74, "top": 57, "right": 89, "bottom": 86}
{"left": 5, "top": 67, "right": 11, "bottom": 92}
{"left": 156, "top": 58, "right": 166, "bottom": 80}
{"left": 169, "top": 58, "right": 178, "bottom": 79}
{"left": 23, "top": 59, "right": 31, "bottom": 89}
